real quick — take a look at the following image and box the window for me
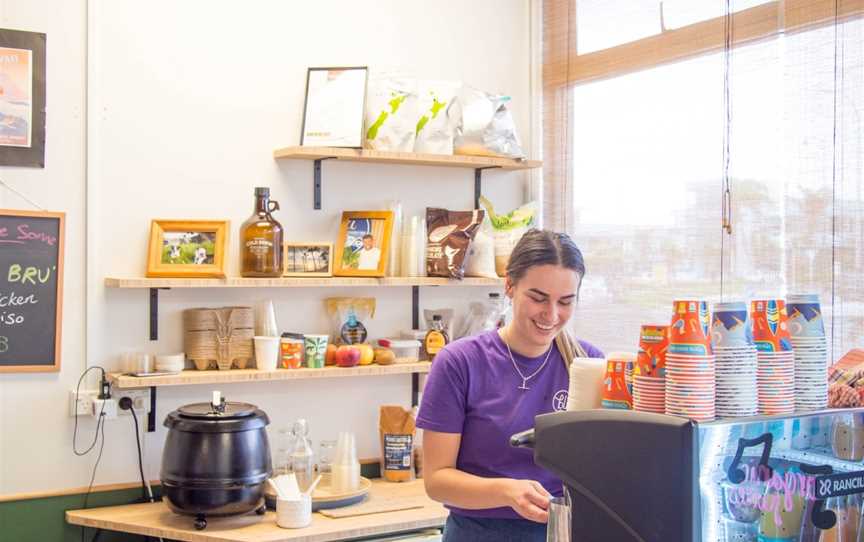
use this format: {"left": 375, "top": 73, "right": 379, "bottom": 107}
{"left": 545, "top": 2, "right": 864, "bottom": 357}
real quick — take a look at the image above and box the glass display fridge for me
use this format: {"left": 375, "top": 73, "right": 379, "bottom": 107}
{"left": 512, "top": 408, "right": 864, "bottom": 541}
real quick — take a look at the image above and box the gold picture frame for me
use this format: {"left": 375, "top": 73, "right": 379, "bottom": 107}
{"left": 283, "top": 242, "right": 333, "bottom": 277}
{"left": 333, "top": 211, "right": 393, "bottom": 277}
{"left": 146, "top": 220, "right": 229, "bottom": 278}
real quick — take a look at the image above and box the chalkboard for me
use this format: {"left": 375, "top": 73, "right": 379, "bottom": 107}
{"left": 0, "top": 210, "right": 64, "bottom": 372}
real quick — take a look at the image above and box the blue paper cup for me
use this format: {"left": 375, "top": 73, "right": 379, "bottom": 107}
{"left": 786, "top": 294, "right": 825, "bottom": 339}
{"left": 712, "top": 302, "right": 754, "bottom": 348}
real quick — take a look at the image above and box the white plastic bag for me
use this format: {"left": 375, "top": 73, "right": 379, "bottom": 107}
{"left": 414, "top": 80, "right": 460, "bottom": 155}
{"left": 463, "top": 218, "right": 497, "bottom": 279}
{"left": 365, "top": 74, "right": 418, "bottom": 152}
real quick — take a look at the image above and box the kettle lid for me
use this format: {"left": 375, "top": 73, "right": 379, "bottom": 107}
{"left": 177, "top": 401, "right": 258, "bottom": 419}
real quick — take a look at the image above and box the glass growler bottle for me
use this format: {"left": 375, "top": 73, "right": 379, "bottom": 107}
{"left": 240, "top": 187, "right": 283, "bottom": 277}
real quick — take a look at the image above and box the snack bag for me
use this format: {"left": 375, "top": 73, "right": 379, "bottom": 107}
{"left": 414, "top": 80, "right": 460, "bottom": 155}
{"left": 426, "top": 208, "right": 484, "bottom": 279}
{"left": 452, "top": 85, "right": 525, "bottom": 159}
{"left": 365, "top": 74, "right": 418, "bottom": 152}
{"left": 324, "top": 297, "right": 376, "bottom": 345}
{"left": 379, "top": 405, "right": 415, "bottom": 482}
{"left": 479, "top": 196, "right": 537, "bottom": 277}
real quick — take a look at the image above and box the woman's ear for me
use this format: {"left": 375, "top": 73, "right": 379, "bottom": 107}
{"left": 504, "top": 275, "right": 515, "bottom": 299}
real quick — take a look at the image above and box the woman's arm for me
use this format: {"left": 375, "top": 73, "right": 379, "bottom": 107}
{"left": 422, "top": 429, "right": 551, "bottom": 523}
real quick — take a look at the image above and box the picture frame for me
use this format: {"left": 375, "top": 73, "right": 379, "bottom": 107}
{"left": 283, "top": 242, "right": 333, "bottom": 277}
{"left": 146, "top": 220, "right": 229, "bottom": 278}
{"left": 333, "top": 211, "right": 393, "bottom": 277}
{"left": 0, "top": 29, "right": 46, "bottom": 167}
{"left": 300, "top": 66, "right": 368, "bottom": 148}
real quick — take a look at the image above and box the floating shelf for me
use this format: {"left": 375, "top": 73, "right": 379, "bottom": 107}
{"left": 104, "top": 276, "right": 504, "bottom": 288}
{"left": 273, "top": 146, "right": 541, "bottom": 209}
{"left": 273, "top": 146, "right": 542, "bottom": 169}
{"left": 109, "top": 362, "right": 433, "bottom": 389}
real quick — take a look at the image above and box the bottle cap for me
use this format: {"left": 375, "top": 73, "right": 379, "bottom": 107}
{"left": 489, "top": 293, "right": 500, "bottom": 298}
{"left": 433, "top": 315, "right": 442, "bottom": 321}
{"left": 255, "top": 187, "right": 270, "bottom": 197}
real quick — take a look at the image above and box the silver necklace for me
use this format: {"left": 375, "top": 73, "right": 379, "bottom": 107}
{"left": 503, "top": 331, "right": 555, "bottom": 390}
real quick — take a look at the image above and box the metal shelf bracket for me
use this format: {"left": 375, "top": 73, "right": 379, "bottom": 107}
{"left": 313, "top": 157, "right": 336, "bottom": 210}
{"left": 474, "top": 166, "right": 501, "bottom": 209}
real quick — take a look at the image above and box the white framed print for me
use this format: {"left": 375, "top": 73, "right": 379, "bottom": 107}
{"left": 300, "top": 66, "right": 367, "bottom": 148}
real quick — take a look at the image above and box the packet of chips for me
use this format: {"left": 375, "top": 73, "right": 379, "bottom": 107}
{"left": 365, "top": 74, "right": 418, "bottom": 152}
{"left": 414, "top": 80, "right": 460, "bottom": 155}
{"left": 425, "top": 208, "right": 485, "bottom": 280}
{"left": 324, "top": 297, "right": 376, "bottom": 345}
{"left": 452, "top": 85, "right": 525, "bottom": 159}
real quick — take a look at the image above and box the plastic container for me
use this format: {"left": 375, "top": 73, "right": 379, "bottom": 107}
{"left": 377, "top": 339, "right": 421, "bottom": 363}
{"left": 400, "top": 330, "right": 428, "bottom": 360}
{"left": 280, "top": 333, "right": 304, "bottom": 369}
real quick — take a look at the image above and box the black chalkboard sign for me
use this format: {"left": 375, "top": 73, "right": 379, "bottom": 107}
{"left": 0, "top": 210, "right": 64, "bottom": 372}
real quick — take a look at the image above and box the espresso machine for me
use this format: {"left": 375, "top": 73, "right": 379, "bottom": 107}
{"left": 512, "top": 409, "right": 864, "bottom": 542}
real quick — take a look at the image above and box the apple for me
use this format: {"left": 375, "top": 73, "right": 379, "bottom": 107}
{"left": 325, "top": 344, "right": 338, "bottom": 366}
{"left": 336, "top": 345, "right": 361, "bottom": 367}
{"left": 356, "top": 343, "right": 374, "bottom": 365}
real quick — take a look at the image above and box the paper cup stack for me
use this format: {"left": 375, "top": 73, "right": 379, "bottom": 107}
{"left": 711, "top": 302, "right": 758, "bottom": 418}
{"left": 752, "top": 300, "right": 795, "bottom": 415}
{"left": 665, "top": 300, "right": 715, "bottom": 422}
{"left": 566, "top": 357, "right": 607, "bottom": 411}
{"left": 632, "top": 325, "right": 668, "bottom": 414}
{"left": 787, "top": 294, "right": 828, "bottom": 411}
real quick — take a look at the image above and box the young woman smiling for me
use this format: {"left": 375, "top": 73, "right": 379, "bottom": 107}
{"left": 417, "top": 229, "right": 603, "bottom": 542}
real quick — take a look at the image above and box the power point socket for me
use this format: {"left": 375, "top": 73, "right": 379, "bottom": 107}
{"left": 117, "top": 389, "right": 151, "bottom": 416}
{"left": 69, "top": 389, "right": 99, "bottom": 417}
{"left": 92, "top": 398, "right": 117, "bottom": 420}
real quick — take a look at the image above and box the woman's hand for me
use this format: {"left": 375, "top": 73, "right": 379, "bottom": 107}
{"left": 500, "top": 478, "right": 552, "bottom": 523}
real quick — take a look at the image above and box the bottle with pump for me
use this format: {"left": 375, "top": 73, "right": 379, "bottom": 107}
{"left": 425, "top": 315, "right": 449, "bottom": 361}
{"left": 240, "top": 187, "right": 283, "bottom": 277}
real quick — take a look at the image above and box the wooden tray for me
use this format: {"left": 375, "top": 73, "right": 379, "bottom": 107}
{"left": 264, "top": 473, "right": 371, "bottom": 511}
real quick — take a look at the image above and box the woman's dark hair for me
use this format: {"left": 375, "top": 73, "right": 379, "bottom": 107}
{"left": 506, "top": 229, "right": 586, "bottom": 295}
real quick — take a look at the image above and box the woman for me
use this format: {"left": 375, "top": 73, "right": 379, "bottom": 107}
{"left": 416, "top": 229, "right": 603, "bottom": 541}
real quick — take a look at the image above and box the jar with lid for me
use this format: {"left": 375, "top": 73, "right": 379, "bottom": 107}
{"left": 290, "top": 419, "right": 314, "bottom": 492}
{"left": 240, "top": 187, "right": 283, "bottom": 277}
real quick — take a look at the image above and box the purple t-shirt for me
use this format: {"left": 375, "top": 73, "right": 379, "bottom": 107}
{"left": 416, "top": 330, "right": 604, "bottom": 520}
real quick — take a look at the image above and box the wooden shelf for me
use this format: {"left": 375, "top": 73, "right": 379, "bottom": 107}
{"left": 273, "top": 146, "right": 541, "bottom": 170}
{"left": 105, "top": 276, "right": 504, "bottom": 288}
{"left": 110, "top": 362, "right": 432, "bottom": 389}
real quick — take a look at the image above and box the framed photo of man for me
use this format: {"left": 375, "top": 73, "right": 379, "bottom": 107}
{"left": 333, "top": 211, "right": 393, "bottom": 277}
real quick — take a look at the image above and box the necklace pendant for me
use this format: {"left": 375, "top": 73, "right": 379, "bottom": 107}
{"left": 518, "top": 379, "right": 530, "bottom": 390}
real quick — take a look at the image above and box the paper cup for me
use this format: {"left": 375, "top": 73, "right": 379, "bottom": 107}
{"left": 751, "top": 300, "right": 793, "bottom": 352}
{"left": 254, "top": 336, "right": 280, "bottom": 371}
{"left": 712, "top": 302, "right": 753, "bottom": 348}
{"left": 787, "top": 294, "right": 825, "bottom": 339}
{"left": 276, "top": 495, "right": 312, "bottom": 529}
{"left": 670, "top": 300, "right": 712, "bottom": 354}
{"left": 303, "top": 334, "right": 329, "bottom": 368}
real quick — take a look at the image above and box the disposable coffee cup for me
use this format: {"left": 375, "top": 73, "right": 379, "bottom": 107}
{"left": 254, "top": 336, "right": 280, "bottom": 371}
{"left": 304, "top": 334, "right": 328, "bottom": 368}
{"left": 276, "top": 495, "right": 312, "bottom": 529}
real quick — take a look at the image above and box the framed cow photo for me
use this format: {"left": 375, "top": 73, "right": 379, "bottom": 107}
{"left": 146, "top": 220, "right": 229, "bottom": 278}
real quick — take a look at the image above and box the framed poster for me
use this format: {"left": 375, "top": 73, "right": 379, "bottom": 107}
{"left": 333, "top": 211, "right": 393, "bottom": 277}
{"left": 0, "top": 29, "right": 46, "bottom": 168}
{"left": 300, "top": 66, "right": 367, "bottom": 148}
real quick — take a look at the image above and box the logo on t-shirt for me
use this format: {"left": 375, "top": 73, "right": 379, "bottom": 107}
{"left": 553, "top": 389, "right": 568, "bottom": 411}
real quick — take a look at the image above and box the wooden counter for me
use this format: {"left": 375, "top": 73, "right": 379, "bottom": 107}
{"left": 66, "top": 480, "right": 446, "bottom": 542}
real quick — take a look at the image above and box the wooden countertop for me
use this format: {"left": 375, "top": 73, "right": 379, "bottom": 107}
{"left": 66, "top": 480, "right": 446, "bottom": 542}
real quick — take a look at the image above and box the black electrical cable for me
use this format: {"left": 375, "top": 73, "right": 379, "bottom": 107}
{"left": 73, "top": 366, "right": 107, "bottom": 456}
{"left": 81, "top": 406, "right": 106, "bottom": 542}
{"left": 127, "top": 401, "right": 148, "bottom": 502}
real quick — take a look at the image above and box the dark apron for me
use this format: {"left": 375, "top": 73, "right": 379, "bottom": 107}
{"left": 443, "top": 513, "right": 547, "bottom": 542}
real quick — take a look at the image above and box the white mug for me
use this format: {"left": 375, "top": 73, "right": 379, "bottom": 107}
{"left": 276, "top": 495, "right": 312, "bottom": 529}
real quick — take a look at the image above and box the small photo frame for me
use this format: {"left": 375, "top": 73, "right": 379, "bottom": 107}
{"left": 300, "top": 66, "right": 367, "bottom": 148}
{"left": 146, "top": 220, "right": 229, "bottom": 278}
{"left": 283, "top": 242, "right": 333, "bottom": 277}
{"left": 333, "top": 211, "right": 393, "bottom": 277}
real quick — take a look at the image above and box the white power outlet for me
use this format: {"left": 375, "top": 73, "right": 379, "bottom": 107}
{"left": 69, "top": 389, "right": 99, "bottom": 417}
{"left": 116, "top": 389, "right": 151, "bottom": 415}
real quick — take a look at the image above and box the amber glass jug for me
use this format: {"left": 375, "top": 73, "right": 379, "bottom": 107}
{"left": 240, "top": 187, "right": 283, "bottom": 277}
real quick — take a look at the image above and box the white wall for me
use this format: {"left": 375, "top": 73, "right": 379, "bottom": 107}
{"left": 1, "top": 0, "right": 533, "bottom": 495}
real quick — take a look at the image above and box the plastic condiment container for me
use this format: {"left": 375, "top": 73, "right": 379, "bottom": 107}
{"left": 400, "top": 330, "right": 428, "bottom": 360}
{"left": 280, "top": 333, "right": 305, "bottom": 369}
{"left": 378, "top": 339, "right": 421, "bottom": 363}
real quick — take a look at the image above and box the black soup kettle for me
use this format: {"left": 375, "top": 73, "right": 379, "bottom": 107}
{"left": 161, "top": 395, "right": 272, "bottom": 530}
